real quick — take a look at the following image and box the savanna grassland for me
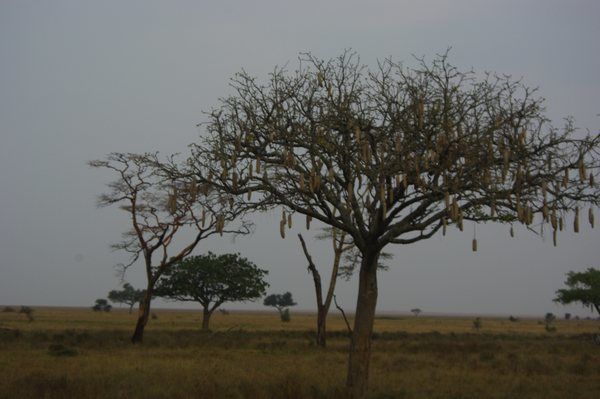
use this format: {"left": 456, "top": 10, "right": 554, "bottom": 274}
{"left": 1, "top": 307, "right": 599, "bottom": 399}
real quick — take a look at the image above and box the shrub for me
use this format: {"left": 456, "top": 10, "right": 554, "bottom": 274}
{"left": 509, "top": 315, "right": 519, "bottom": 322}
{"left": 472, "top": 317, "right": 482, "bottom": 331}
{"left": 2, "top": 306, "right": 15, "bottom": 313}
{"left": 19, "top": 306, "right": 34, "bottom": 322}
{"left": 47, "top": 343, "right": 78, "bottom": 357}
{"left": 281, "top": 308, "right": 291, "bottom": 322}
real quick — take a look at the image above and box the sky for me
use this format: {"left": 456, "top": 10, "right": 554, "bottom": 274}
{"left": 1, "top": 0, "right": 599, "bottom": 318}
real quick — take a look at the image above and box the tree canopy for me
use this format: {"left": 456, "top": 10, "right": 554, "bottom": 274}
{"left": 554, "top": 267, "right": 600, "bottom": 314}
{"left": 154, "top": 253, "right": 268, "bottom": 330}
{"left": 188, "top": 50, "right": 598, "bottom": 397}
{"left": 108, "top": 283, "right": 145, "bottom": 314}
{"left": 264, "top": 292, "right": 296, "bottom": 313}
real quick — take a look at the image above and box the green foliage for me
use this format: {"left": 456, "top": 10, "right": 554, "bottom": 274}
{"left": 155, "top": 252, "right": 269, "bottom": 312}
{"left": 554, "top": 267, "right": 600, "bottom": 314}
{"left": 92, "top": 299, "right": 112, "bottom": 312}
{"left": 264, "top": 292, "right": 296, "bottom": 321}
{"left": 108, "top": 283, "right": 145, "bottom": 313}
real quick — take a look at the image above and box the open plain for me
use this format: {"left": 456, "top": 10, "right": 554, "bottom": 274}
{"left": 0, "top": 307, "right": 599, "bottom": 398}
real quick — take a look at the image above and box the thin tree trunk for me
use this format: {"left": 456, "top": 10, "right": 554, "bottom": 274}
{"left": 201, "top": 307, "right": 212, "bottom": 331}
{"left": 128, "top": 303, "right": 134, "bottom": 314}
{"left": 346, "top": 250, "right": 379, "bottom": 398}
{"left": 131, "top": 288, "right": 152, "bottom": 344}
{"left": 316, "top": 305, "right": 327, "bottom": 347}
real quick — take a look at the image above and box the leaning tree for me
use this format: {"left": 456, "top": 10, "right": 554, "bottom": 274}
{"left": 190, "top": 51, "right": 599, "bottom": 397}
{"left": 90, "top": 153, "right": 251, "bottom": 343}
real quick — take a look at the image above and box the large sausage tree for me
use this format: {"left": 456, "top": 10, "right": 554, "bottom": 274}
{"left": 90, "top": 153, "right": 251, "bottom": 343}
{"left": 190, "top": 51, "right": 599, "bottom": 397}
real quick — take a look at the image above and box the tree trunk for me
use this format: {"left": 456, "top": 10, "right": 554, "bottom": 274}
{"left": 316, "top": 304, "right": 327, "bottom": 347}
{"left": 201, "top": 307, "right": 212, "bottom": 331}
{"left": 128, "top": 303, "right": 134, "bottom": 314}
{"left": 346, "top": 250, "right": 379, "bottom": 398}
{"left": 131, "top": 288, "right": 152, "bottom": 344}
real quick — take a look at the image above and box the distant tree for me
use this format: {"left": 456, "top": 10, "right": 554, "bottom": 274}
{"left": 472, "top": 317, "right": 482, "bottom": 331}
{"left": 2, "top": 306, "right": 15, "bottom": 313}
{"left": 508, "top": 315, "right": 519, "bottom": 322}
{"left": 411, "top": 308, "right": 422, "bottom": 317}
{"left": 264, "top": 292, "right": 296, "bottom": 322}
{"left": 154, "top": 253, "right": 268, "bottom": 330}
{"left": 19, "top": 306, "right": 34, "bottom": 322}
{"left": 89, "top": 153, "right": 251, "bottom": 343}
{"left": 564, "top": 313, "right": 571, "bottom": 320}
{"left": 108, "top": 283, "right": 145, "bottom": 314}
{"left": 554, "top": 267, "right": 600, "bottom": 315}
{"left": 92, "top": 299, "right": 112, "bottom": 312}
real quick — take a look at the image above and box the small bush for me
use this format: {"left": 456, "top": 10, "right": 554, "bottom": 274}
{"left": 219, "top": 309, "right": 230, "bottom": 315}
{"left": 280, "top": 308, "right": 291, "bottom": 322}
{"left": 48, "top": 343, "right": 78, "bottom": 357}
{"left": 472, "top": 317, "right": 482, "bottom": 331}
{"left": 2, "top": 306, "right": 15, "bottom": 313}
{"left": 151, "top": 312, "right": 158, "bottom": 320}
{"left": 509, "top": 315, "right": 519, "bottom": 322}
{"left": 19, "top": 306, "right": 34, "bottom": 322}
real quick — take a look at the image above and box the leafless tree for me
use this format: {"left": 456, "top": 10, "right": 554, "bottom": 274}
{"left": 190, "top": 51, "right": 599, "bottom": 397}
{"left": 89, "top": 152, "right": 251, "bottom": 343}
{"left": 298, "top": 227, "right": 353, "bottom": 347}
{"left": 298, "top": 227, "right": 389, "bottom": 347}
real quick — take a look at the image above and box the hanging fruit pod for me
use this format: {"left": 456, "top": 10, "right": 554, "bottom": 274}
{"left": 279, "top": 219, "right": 286, "bottom": 239}
{"left": 306, "top": 214, "right": 312, "bottom": 230}
{"left": 287, "top": 213, "right": 292, "bottom": 229}
{"left": 589, "top": 208, "right": 595, "bottom": 228}
{"left": 574, "top": 207, "right": 580, "bottom": 233}
{"left": 559, "top": 216, "right": 564, "bottom": 231}
{"left": 579, "top": 159, "right": 586, "bottom": 183}
{"left": 472, "top": 238, "right": 478, "bottom": 252}
{"left": 553, "top": 229, "right": 557, "bottom": 247}
{"left": 510, "top": 225, "right": 514, "bottom": 238}
{"left": 201, "top": 208, "right": 206, "bottom": 228}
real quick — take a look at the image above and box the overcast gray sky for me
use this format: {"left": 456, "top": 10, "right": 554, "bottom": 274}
{"left": 1, "top": 0, "right": 598, "bottom": 317}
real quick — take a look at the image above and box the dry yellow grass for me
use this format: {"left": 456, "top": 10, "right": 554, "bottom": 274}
{"left": 1, "top": 307, "right": 599, "bottom": 398}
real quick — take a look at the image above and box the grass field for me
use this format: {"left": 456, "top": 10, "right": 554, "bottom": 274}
{"left": 1, "top": 307, "right": 599, "bottom": 398}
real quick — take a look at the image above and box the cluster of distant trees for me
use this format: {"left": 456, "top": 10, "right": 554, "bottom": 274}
{"left": 93, "top": 253, "right": 298, "bottom": 330}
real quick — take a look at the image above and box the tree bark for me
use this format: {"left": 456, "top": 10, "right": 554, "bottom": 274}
{"left": 346, "top": 250, "right": 379, "bottom": 398}
{"left": 131, "top": 287, "right": 153, "bottom": 344}
{"left": 201, "top": 307, "right": 212, "bottom": 331}
{"left": 316, "top": 305, "right": 327, "bottom": 347}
